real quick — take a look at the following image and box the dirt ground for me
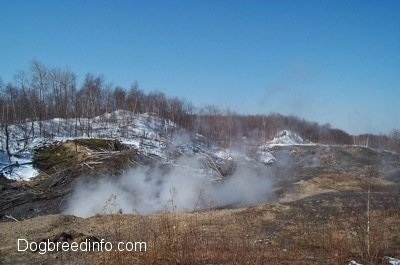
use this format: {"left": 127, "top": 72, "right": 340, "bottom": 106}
{"left": 1, "top": 142, "right": 400, "bottom": 264}
{"left": 1, "top": 199, "right": 399, "bottom": 264}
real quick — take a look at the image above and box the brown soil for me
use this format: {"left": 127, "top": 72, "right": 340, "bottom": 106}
{"left": 1, "top": 143, "right": 400, "bottom": 264}
{"left": 1, "top": 202, "right": 399, "bottom": 264}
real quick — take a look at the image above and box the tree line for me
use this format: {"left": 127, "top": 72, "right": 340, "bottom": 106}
{"left": 1, "top": 61, "right": 399, "bottom": 153}
{"left": 0, "top": 61, "right": 193, "bottom": 130}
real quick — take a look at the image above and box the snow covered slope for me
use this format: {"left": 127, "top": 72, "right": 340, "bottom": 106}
{"left": 1, "top": 115, "right": 313, "bottom": 181}
{"left": 256, "top": 130, "right": 313, "bottom": 165}
{"left": 0, "top": 110, "right": 176, "bottom": 180}
{"left": 264, "top": 130, "right": 312, "bottom": 147}
{"left": 0, "top": 110, "right": 247, "bottom": 181}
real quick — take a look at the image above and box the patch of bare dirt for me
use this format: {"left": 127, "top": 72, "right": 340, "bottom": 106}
{"left": 279, "top": 173, "right": 396, "bottom": 202}
{"left": 1, "top": 202, "right": 399, "bottom": 264}
{"left": 1, "top": 142, "right": 400, "bottom": 264}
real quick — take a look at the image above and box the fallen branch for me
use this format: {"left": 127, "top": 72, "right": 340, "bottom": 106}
{"left": 4, "top": 214, "right": 19, "bottom": 222}
{"left": 0, "top": 161, "right": 33, "bottom": 173}
{"left": 83, "top": 163, "right": 94, "bottom": 169}
{"left": 85, "top": 161, "right": 103, "bottom": 165}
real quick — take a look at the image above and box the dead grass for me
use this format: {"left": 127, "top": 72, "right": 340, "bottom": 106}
{"left": 1, "top": 201, "right": 399, "bottom": 264}
{"left": 279, "top": 173, "right": 396, "bottom": 203}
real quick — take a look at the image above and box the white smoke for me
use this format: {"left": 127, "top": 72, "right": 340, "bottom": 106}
{"left": 64, "top": 157, "right": 274, "bottom": 217}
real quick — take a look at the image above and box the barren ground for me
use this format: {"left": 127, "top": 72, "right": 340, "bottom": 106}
{"left": 1, "top": 142, "right": 400, "bottom": 264}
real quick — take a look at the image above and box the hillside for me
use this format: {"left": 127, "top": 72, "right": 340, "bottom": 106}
{"left": 1, "top": 111, "right": 400, "bottom": 264}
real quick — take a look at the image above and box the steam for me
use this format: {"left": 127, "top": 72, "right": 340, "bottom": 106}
{"left": 64, "top": 157, "right": 274, "bottom": 217}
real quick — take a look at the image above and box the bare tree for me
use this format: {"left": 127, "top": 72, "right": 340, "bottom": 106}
{"left": 126, "top": 82, "right": 143, "bottom": 114}
{"left": 388, "top": 129, "right": 400, "bottom": 153}
{"left": 113, "top": 86, "right": 126, "bottom": 110}
{"left": 80, "top": 73, "right": 104, "bottom": 136}
{"left": 30, "top": 60, "right": 49, "bottom": 136}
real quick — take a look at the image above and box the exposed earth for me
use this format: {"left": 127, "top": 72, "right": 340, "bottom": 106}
{"left": 0, "top": 116, "right": 399, "bottom": 264}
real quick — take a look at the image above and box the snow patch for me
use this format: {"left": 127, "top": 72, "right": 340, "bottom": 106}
{"left": 387, "top": 257, "right": 400, "bottom": 265}
{"left": 259, "top": 151, "right": 276, "bottom": 165}
{"left": 0, "top": 110, "right": 176, "bottom": 180}
{"left": 0, "top": 153, "right": 38, "bottom": 180}
{"left": 214, "top": 150, "right": 233, "bottom": 161}
{"left": 264, "top": 130, "right": 312, "bottom": 147}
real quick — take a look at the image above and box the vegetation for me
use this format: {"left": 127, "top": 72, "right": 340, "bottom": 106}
{"left": 33, "top": 142, "right": 80, "bottom": 172}
{"left": 1, "top": 202, "right": 399, "bottom": 264}
{"left": 74, "top": 139, "right": 125, "bottom": 152}
{"left": 1, "top": 61, "right": 399, "bottom": 152}
{"left": 1, "top": 62, "right": 399, "bottom": 264}
{"left": 33, "top": 139, "right": 135, "bottom": 176}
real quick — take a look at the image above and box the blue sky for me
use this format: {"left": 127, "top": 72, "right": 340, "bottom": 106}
{"left": 0, "top": 0, "right": 399, "bottom": 134}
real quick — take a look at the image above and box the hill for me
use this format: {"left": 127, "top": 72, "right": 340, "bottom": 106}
{"left": 0, "top": 110, "right": 400, "bottom": 264}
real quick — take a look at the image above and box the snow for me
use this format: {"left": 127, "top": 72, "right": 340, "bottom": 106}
{"left": 0, "top": 116, "right": 316, "bottom": 181}
{"left": 1, "top": 109, "right": 261, "bottom": 181}
{"left": 2, "top": 107, "right": 237, "bottom": 181}
{"left": 254, "top": 130, "right": 313, "bottom": 165}
{"left": 259, "top": 151, "right": 276, "bottom": 165}
{"left": 214, "top": 150, "right": 233, "bottom": 161}
{"left": 9, "top": 164, "right": 39, "bottom": 181}
{"left": 387, "top": 257, "right": 400, "bottom": 265}
{"left": 0, "top": 110, "right": 176, "bottom": 180}
{"left": 0, "top": 152, "right": 38, "bottom": 181}
{"left": 348, "top": 257, "right": 400, "bottom": 265}
{"left": 264, "top": 130, "right": 312, "bottom": 147}
{"left": 349, "top": 261, "right": 362, "bottom": 265}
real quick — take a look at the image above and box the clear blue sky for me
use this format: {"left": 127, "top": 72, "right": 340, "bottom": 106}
{"left": 0, "top": 0, "right": 399, "bottom": 135}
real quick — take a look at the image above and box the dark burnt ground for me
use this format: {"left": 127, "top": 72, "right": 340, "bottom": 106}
{"left": 284, "top": 188, "right": 400, "bottom": 223}
{"left": 270, "top": 145, "right": 400, "bottom": 183}
{"left": 269, "top": 145, "right": 400, "bottom": 199}
{"left": 1, "top": 142, "right": 400, "bottom": 225}
{"left": 1, "top": 183, "right": 400, "bottom": 264}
